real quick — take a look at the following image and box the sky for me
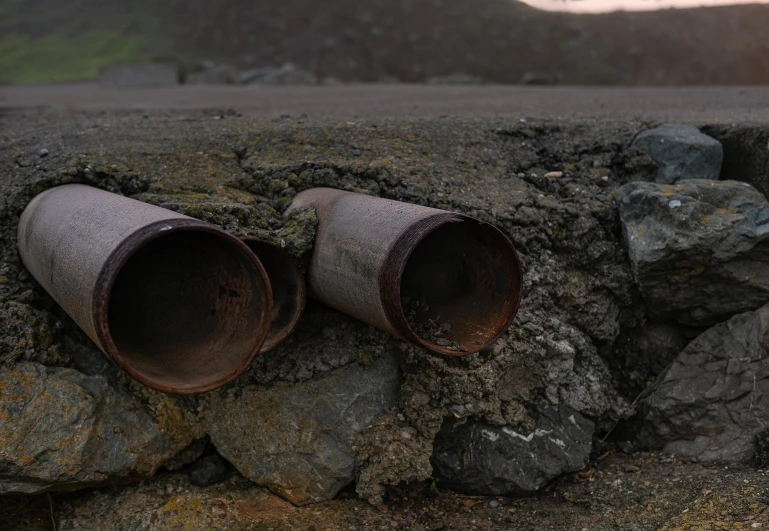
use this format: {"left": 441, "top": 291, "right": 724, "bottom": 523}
{"left": 520, "top": 0, "right": 769, "bottom": 12}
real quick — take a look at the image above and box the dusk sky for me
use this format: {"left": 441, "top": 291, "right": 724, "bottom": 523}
{"left": 521, "top": 0, "right": 769, "bottom": 12}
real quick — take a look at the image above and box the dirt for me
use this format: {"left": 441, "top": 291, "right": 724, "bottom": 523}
{"left": 2, "top": 100, "right": 769, "bottom": 529}
{"left": 3, "top": 452, "right": 767, "bottom": 530}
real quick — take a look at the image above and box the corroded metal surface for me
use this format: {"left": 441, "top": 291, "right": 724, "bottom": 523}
{"left": 241, "top": 238, "right": 306, "bottom": 352}
{"left": 286, "top": 188, "right": 522, "bottom": 355}
{"left": 17, "top": 184, "right": 272, "bottom": 393}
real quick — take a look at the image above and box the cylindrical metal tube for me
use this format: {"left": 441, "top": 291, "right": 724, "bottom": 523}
{"left": 241, "top": 238, "right": 306, "bottom": 352}
{"left": 286, "top": 188, "right": 523, "bottom": 355}
{"left": 17, "top": 184, "right": 273, "bottom": 394}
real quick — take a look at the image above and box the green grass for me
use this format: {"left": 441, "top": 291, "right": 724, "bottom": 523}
{"left": 0, "top": 0, "right": 177, "bottom": 84}
{"left": 0, "top": 31, "right": 167, "bottom": 84}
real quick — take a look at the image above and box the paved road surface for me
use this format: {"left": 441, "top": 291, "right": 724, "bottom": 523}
{"left": 2, "top": 83, "right": 769, "bottom": 123}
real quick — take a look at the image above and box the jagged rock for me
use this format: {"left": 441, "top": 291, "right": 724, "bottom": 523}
{"left": 638, "top": 303, "right": 769, "bottom": 462}
{"left": 632, "top": 124, "right": 723, "bottom": 184}
{"left": 208, "top": 353, "right": 401, "bottom": 505}
{"left": 0, "top": 363, "right": 203, "bottom": 494}
{"left": 432, "top": 406, "right": 594, "bottom": 495}
{"left": 614, "top": 180, "right": 769, "bottom": 327}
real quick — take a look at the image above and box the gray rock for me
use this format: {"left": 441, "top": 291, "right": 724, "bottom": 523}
{"left": 186, "top": 64, "right": 240, "bottom": 85}
{"left": 614, "top": 180, "right": 769, "bottom": 326}
{"left": 208, "top": 353, "right": 401, "bottom": 505}
{"left": 0, "top": 363, "right": 202, "bottom": 494}
{"left": 240, "top": 62, "right": 316, "bottom": 86}
{"left": 632, "top": 124, "right": 723, "bottom": 184}
{"left": 432, "top": 406, "right": 594, "bottom": 495}
{"left": 188, "top": 454, "right": 228, "bottom": 487}
{"left": 426, "top": 73, "right": 486, "bottom": 85}
{"left": 99, "top": 63, "right": 179, "bottom": 87}
{"left": 638, "top": 303, "right": 769, "bottom": 462}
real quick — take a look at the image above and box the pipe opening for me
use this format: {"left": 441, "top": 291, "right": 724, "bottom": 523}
{"left": 106, "top": 230, "right": 269, "bottom": 392}
{"left": 242, "top": 239, "right": 306, "bottom": 352}
{"left": 400, "top": 220, "right": 522, "bottom": 355}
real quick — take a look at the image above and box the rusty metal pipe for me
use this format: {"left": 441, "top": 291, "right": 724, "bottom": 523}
{"left": 286, "top": 188, "right": 523, "bottom": 355}
{"left": 241, "top": 238, "right": 306, "bottom": 352}
{"left": 17, "top": 184, "right": 273, "bottom": 394}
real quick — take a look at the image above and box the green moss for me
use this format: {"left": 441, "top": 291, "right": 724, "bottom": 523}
{"left": 0, "top": 0, "right": 177, "bottom": 84}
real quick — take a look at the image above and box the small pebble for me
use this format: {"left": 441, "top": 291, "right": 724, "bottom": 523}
{"left": 39, "top": 148, "right": 49, "bottom": 157}
{"left": 489, "top": 500, "right": 499, "bottom": 508}
{"left": 544, "top": 171, "right": 563, "bottom": 178}
{"left": 352, "top": 149, "right": 361, "bottom": 156}
{"left": 624, "top": 465, "right": 641, "bottom": 473}
{"left": 436, "top": 338, "right": 451, "bottom": 346}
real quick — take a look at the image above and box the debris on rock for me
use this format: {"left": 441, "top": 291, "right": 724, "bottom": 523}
{"left": 637, "top": 303, "right": 769, "bottom": 463}
{"left": 353, "top": 412, "right": 433, "bottom": 505}
{"left": 614, "top": 179, "right": 769, "bottom": 327}
{"left": 631, "top": 124, "right": 723, "bottom": 184}
{"left": 432, "top": 406, "right": 594, "bottom": 495}
{"left": 207, "top": 353, "right": 402, "bottom": 505}
{"left": 0, "top": 363, "right": 204, "bottom": 494}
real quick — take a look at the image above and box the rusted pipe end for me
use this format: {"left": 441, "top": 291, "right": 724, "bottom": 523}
{"left": 381, "top": 214, "right": 523, "bottom": 356}
{"left": 92, "top": 220, "right": 273, "bottom": 394}
{"left": 241, "top": 238, "right": 306, "bottom": 352}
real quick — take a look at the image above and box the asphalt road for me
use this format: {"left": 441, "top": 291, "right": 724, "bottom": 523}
{"left": 3, "top": 83, "right": 769, "bottom": 123}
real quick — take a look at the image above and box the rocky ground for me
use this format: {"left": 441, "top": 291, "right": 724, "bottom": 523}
{"left": 2, "top": 87, "right": 769, "bottom": 530}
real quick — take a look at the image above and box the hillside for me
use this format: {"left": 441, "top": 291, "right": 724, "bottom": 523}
{"left": 2, "top": 0, "right": 769, "bottom": 84}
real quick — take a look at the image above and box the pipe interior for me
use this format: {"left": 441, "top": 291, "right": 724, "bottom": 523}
{"left": 400, "top": 220, "right": 520, "bottom": 353}
{"left": 107, "top": 231, "right": 267, "bottom": 390}
{"left": 243, "top": 240, "right": 304, "bottom": 351}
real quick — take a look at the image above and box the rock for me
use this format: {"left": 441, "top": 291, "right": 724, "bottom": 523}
{"left": 162, "top": 437, "right": 209, "bottom": 471}
{"left": 0, "top": 363, "right": 202, "bottom": 494}
{"left": 240, "top": 62, "right": 316, "bottom": 86}
{"left": 631, "top": 124, "right": 723, "bottom": 184}
{"left": 432, "top": 406, "right": 594, "bottom": 495}
{"left": 638, "top": 303, "right": 769, "bottom": 462}
{"left": 425, "top": 73, "right": 486, "bottom": 85}
{"left": 99, "top": 63, "right": 179, "bottom": 87}
{"left": 188, "top": 454, "right": 228, "bottom": 487}
{"left": 186, "top": 64, "right": 240, "bottom": 85}
{"left": 520, "top": 71, "right": 561, "bottom": 85}
{"left": 614, "top": 180, "right": 769, "bottom": 327}
{"left": 208, "top": 353, "right": 401, "bottom": 505}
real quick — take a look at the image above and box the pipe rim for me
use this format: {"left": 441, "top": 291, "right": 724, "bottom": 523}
{"left": 241, "top": 237, "right": 307, "bottom": 353}
{"left": 380, "top": 213, "right": 523, "bottom": 356}
{"left": 92, "top": 219, "right": 273, "bottom": 394}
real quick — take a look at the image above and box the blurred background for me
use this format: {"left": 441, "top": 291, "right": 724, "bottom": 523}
{"left": 2, "top": 0, "right": 769, "bottom": 86}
